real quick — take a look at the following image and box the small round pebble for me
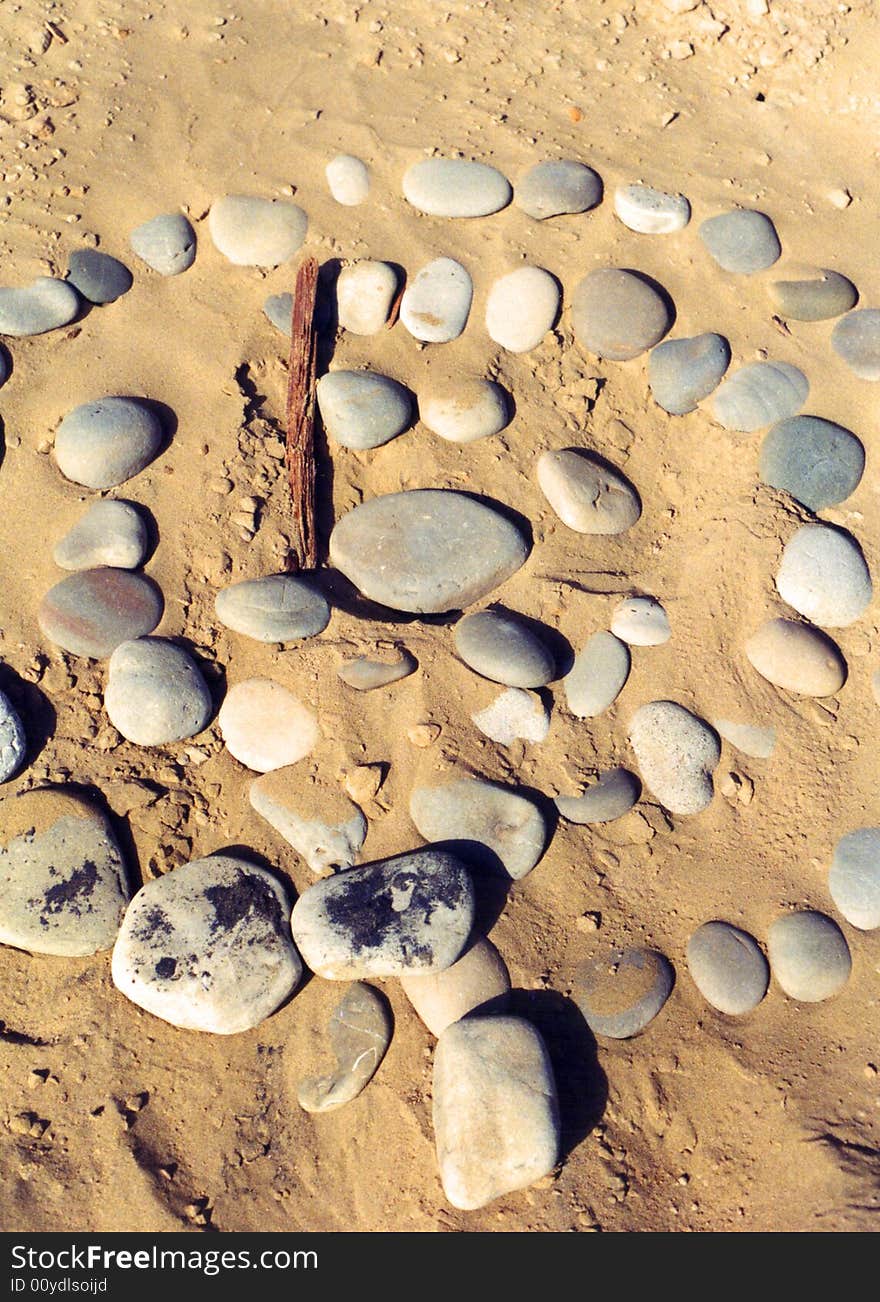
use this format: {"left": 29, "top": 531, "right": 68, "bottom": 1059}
{"left": 337, "top": 261, "right": 398, "bottom": 335}
{"left": 828, "top": 828, "right": 880, "bottom": 930}
{"left": 218, "top": 678, "right": 319, "bottom": 772}
{"left": 775, "top": 524, "right": 871, "bottom": 628}
{"left": 564, "top": 631, "right": 630, "bottom": 718}
{"left": 514, "top": 160, "right": 602, "bottom": 219}
{"left": 409, "top": 777, "right": 547, "bottom": 880}
{"left": 104, "top": 638, "right": 213, "bottom": 745}
{"left": 54, "top": 396, "right": 164, "bottom": 490}
{"left": 611, "top": 596, "right": 671, "bottom": 646}
{"left": 337, "top": 648, "right": 417, "bottom": 691}
{"left": 745, "top": 618, "right": 846, "bottom": 696}
{"left": 571, "top": 268, "right": 672, "bottom": 360}
{"left": 326, "top": 154, "right": 370, "bottom": 206}
{"left": 555, "top": 768, "right": 641, "bottom": 825}
{"left": 485, "top": 267, "right": 559, "bottom": 353}
{"left": 614, "top": 184, "right": 690, "bottom": 234}
{"left": 316, "top": 370, "right": 412, "bottom": 450}
{"left": 67, "top": 250, "right": 133, "bottom": 305}
{"left": 711, "top": 361, "right": 808, "bottom": 433}
{"left": 0, "top": 690, "right": 26, "bottom": 783}
{"left": 0, "top": 277, "right": 79, "bottom": 337}
{"left": 400, "top": 257, "right": 472, "bottom": 343}
{"left": 53, "top": 500, "right": 148, "bottom": 571}
{"left": 831, "top": 309, "right": 880, "bottom": 380}
{"left": 768, "top": 266, "right": 857, "bottom": 322}
{"left": 628, "top": 700, "right": 720, "bottom": 815}
{"left": 537, "top": 448, "right": 641, "bottom": 534}
{"left": 38, "top": 569, "right": 163, "bottom": 659}
{"left": 208, "top": 195, "right": 308, "bottom": 267}
{"left": 419, "top": 379, "right": 509, "bottom": 443}
{"left": 454, "top": 609, "right": 555, "bottom": 688}
{"left": 573, "top": 947, "right": 675, "bottom": 1038}
{"left": 297, "top": 982, "right": 390, "bottom": 1112}
{"left": 215, "top": 574, "right": 330, "bottom": 643}
{"left": 767, "top": 910, "right": 851, "bottom": 1002}
{"left": 686, "top": 922, "right": 769, "bottom": 1015}
{"left": 759, "top": 415, "right": 864, "bottom": 511}
{"left": 699, "top": 209, "right": 781, "bottom": 274}
{"left": 263, "top": 292, "right": 292, "bottom": 336}
{"left": 129, "top": 213, "right": 196, "bottom": 276}
{"left": 648, "top": 333, "right": 731, "bottom": 415}
{"left": 471, "top": 688, "right": 550, "bottom": 745}
{"left": 403, "top": 158, "right": 512, "bottom": 218}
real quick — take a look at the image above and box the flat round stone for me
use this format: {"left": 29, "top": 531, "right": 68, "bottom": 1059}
{"left": 215, "top": 574, "right": 330, "bottom": 643}
{"left": 555, "top": 768, "right": 641, "bottom": 824}
{"left": 573, "top": 946, "right": 674, "bottom": 1038}
{"left": 208, "top": 195, "right": 307, "bottom": 267}
{"left": 514, "top": 159, "right": 602, "bottom": 219}
{"left": 329, "top": 489, "right": 529, "bottom": 614}
{"left": 572, "top": 267, "right": 672, "bottom": 360}
{"left": 686, "top": 921, "right": 769, "bottom": 1015}
{"left": 67, "top": 250, "right": 132, "bottom": 304}
{"left": 54, "top": 396, "right": 164, "bottom": 490}
{"left": 337, "top": 261, "right": 397, "bottom": 335}
{"left": 768, "top": 266, "right": 857, "bottom": 321}
{"left": 104, "top": 638, "right": 213, "bottom": 745}
{"left": 111, "top": 854, "right": 302, "bottom": 1034}
{"left": 337, "top": 648, "right": 417, "bottom": 691}
{"left": 0, "top": 787, "right": 130, "bottom": 956}
{"left": 130, "top": 213, "right": 196, "bottom": 275}
{"left": 628, "top": 700, "right": 720, "bottom": 815}
{"left": 263, "top": 292, "right": 292, "bottom": 336}
{"left": 290, "top": 848, "right": 475, "bottom": 979}
{"left": 537, "top": 448, "right": 641, "bottom": 534}
{"left": 38, "top": 569, "right": 163, "bottom": 659}
{"left": 611, "top": 596, "right": 671, "bottom": 646}
{"left": 712, "top": 718, "right": 776, "bottom": 759}
{"left": 564, "top": 631, "right": 630, "bottom": 718}
{"left": 832, "top": 309, "right": 880, "bottom": 380}
{"left": 711, "top": 361, "right": 808, "bottom": 433}
{"left": 614, "top": 184, "right": 690, "bottom": 234}
{"left": 249, "top": 766, "right": 367, "bottom": 874}
{"left": 53, "top": 500, "right": 148, "bottom": 571}
{"left": 699, "top": 209, "right": 781, "bottom": 273}
{"left": 403, "top": 158, "right": 512, "bottom": 218}
{"left": 400, "top": 257, "right": 472, "bottom": 343}
{"left": 0, "top": 277, "right": 79, "bottom": 337}
{"left": 454, "top": 609, "right": 555, "bottom": 688}
{"left": 298, "top": 982, "right": 390, "bottom": 1112}
{"left": 776, "top": 524, "right": 871, "bottom": 628}
{"left": 326, "top": 154, "right": 370, "bottom": 206}
{"left": 419, "top": 379, "right": 509, "bottom": 443}
{"left": 409, "top": 776, "right": 547, "bottom": 879}
{"left": 218, "top": 678, "right": 319, "bottom": 772}
{"left": 402, "top": 937, "right": 510, "bottom": 1035}
{"left": 471, "top": 688, "right": 550, "bottom": 745}
{"left": 767, "top": 910, "right": 851, "bottom": 1002}
{"left": 759, "top": 415, "right": 864, "bottom": 511}
{"left": 649, "top": 333, "right": 731, "bottom": 415}
{"left": 0, "top": 690, "right": 26, "bottom": 784}
{"left": 829, "top": 828, "right": 880, "bottom": 930}
{"left": 745, "top": 618, "right": 846, "bottom": 696}
{"left": 316, "top": 370, "right": 412, "bottom": 450}
{"left": 485, "top": 267, "right": 559, "bottom": 353}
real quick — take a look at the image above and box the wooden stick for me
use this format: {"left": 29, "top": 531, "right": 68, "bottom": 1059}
{"left": 285, "top": 256, "right": 319, "bottom": 570}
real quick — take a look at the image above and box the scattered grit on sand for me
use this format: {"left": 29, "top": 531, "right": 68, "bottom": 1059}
{"left": 1, "top": 0, "right": 880, "bottom": 1233}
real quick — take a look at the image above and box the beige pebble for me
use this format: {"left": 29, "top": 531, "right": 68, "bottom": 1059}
{"left": 745, "top": 618, "right": 847, "bottom": 697}
{"left": 401, "top": 937, "right": 511, "bottom": 1035}
{"left": 218, "top": 678, "right": 320, "bottom": 772}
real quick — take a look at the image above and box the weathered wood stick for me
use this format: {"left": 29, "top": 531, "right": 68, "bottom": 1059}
{"left": 285, "top": 256, "right": 319, "bottom": 570}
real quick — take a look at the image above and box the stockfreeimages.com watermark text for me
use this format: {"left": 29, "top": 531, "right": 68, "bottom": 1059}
{"left": 11, "top": 1244, "right": 317, "bottom": 1284}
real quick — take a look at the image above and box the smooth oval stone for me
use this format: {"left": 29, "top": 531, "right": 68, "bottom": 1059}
{"left": 298, "top": 982, "right": 390, "bottom": 1112}
{"left": 337, "top": 261, "right": 397, "bottom": 335}
{"left": 250, "top": 767, "right": 367, "bottom": 874}
{"left": 67, "top": 250, "right": 132, "bottom": 304}
{"left": 571, "top": 268, "right": 671, "bottom": 361}
{"left": 614, "top": 184, "right": 690, "bottom": 234}
{"left": 419, "top": 379, "right": 509, "bottom": 443}
{"left": 514, "top": 159, "right": 602, "bottom": 219}
{"left": 699, "top": 209, "right": 781, "bottom": 273}
{"left": 400, "top": 257, "right": 472, "bottom": 343}
{"left": 130, "top": 213, "right": 196, "bottom": 275}
{"left": 760, "top": 415, "right": 864, "bottom": 511}
{"left": 776, "top": 524, "right": 871, "bottom": 628}
{"left": 564, "top": 631, "right": 630, "bottom": 719}
{"left": 112, "top": 854, "right": 301, "bottom": 1033}
{"left": 433, "top": 1015, "right": 559, "bottom": 1210}
{"left": 263, "top": 292, "right": 292, "bottom": 336}
{"left": 402, "top": 937, "right": 510, "bottom": 1035}
{"left": 711, "top": 361, "right": 808, "bottom": 433}
{"left": 832, "top": 309, "right": 880, "bottom": 380}
{"left": 555, "top": 768, "right": 641, "bottom": 825}
{"left": 326, "top": 154, "right": 370, "bottom": 206}
{"left": 829, "top": 828, "right": 880, "bottom": 930}
{"left": 573, "top": 947, "right": 674, "bottom": 1038}
{"left": 629, "top": 700, "right": 720, "bottom": 815}
{"left": 713, "top": 718, "right": 776, "bottom": 759}
{"left": 215, "top": 574, "right": 330, "bottom": 643}
{"left": 686, "top": 921, "right": 769, "bottom": 1015}
{"left": 0, "top": 277, "right": 79, "bottom": 337}
{"left": 768, "top": 266, "right": 857, "bottom": 321}
{"left": 767, "top": 910, "right": 851, "bottom": 1002}
{"left": 611, "top": 595, "right": 670, "bottom": 646}
{"left": 485, "top": 267, "right": 559, "bottom": 353}
{"left": 403, "top": 158, "right": 512, "bottom": 218}
{"left": 218, "top": 678, "right": 319, "bottom": 772}
{"left": 53, "top": 500, "right": 148, "bottom": 571}
{"left": 471, "top": 688, "right": 550, "bottom": 745}
{"left": 316, "top": 370, "right": 412, "bottom": 450}
{"left": 745, "top": 618, "right": 846, "bottom": 696}
{"left": 329, "top": 489, "right": 529, "bottom": 614}
{"left": 648, "top": 332, "right": 731, "bottom": 415}
{"left": 0, "top": 690, "right": 26, "bottom": 783}
{"left": 537, "top": 448, "right": 641, "bottom": 534}
{"left": 104, "top": 638, "right": 213, "bottom": 745}
{"left": 290, "top": 848, "right": 475, "bottom": 979}
{"left": 54, "top": 396, "right": 163, "bottom": 490}
{"left": 208, "top": 195, "right": 307, "bottom": 267}
{"left": 409, "top": 777, "right": 547, "bottom": 880}
{"left": 454, "top": 609, "right": 555, "bottom": 688}
{"left": 337, "top": 648, "right": 417, "bottom": 691}
{"left": 0, "top": 787, "right": 129, "bottom": 956}
{"left": 38, "top": 569, "right": 163, "bottom": 659}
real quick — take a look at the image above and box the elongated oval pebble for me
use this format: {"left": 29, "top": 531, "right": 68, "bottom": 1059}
{"left": 537, "top": 448, "right": 641, "bottom": 534}
{"left": 326, "top": 154, "right": 370, "bottom": 206}
{"left": 218, "top": 678, "right": 319, "bottom": 772}
{"left": 745, "top": 618, "right": 846, "bottom": 696}
{"left": 130, "top": 213, "right": 196, "bottom": 275}
{"left": 629, "top": 700, "right": 720, "bottom": 815}
{"left": 419, "top": 379, "right": 509, "bottom": 443}
{"left": 564, "top": 631, "right": 630, "bottom": 718}
{"left": 649, "top": 332, "right": 731, "bottom": 415}
{"left": 711, "top": 361, "right": 808, "bottom": 433}
{"left": 316, "top": 370, "right": 412, "bottom": 450}
{"left": 514, "top": 159, "right": 602, "bottom": 219}
{"left": 53, "top": 500, "right": 148, "bottom": 571}
{"left": 38, "top": 569, "right": 163, "bottom": 659}
{"left": 573, "top": 947, "right": 674, "bottom": 1038}
{"left": 831, "top": 309, "right": 880, "bottom": 380}
{"left": 768, "top": 265, "right": 857, "bottom": 321}
{"left": 686, "top": 922, "right": 769, "bottom": 1014}
{"left": 699, "top": 209, "right": 781, "bottom": 273}
{"left": 249, "top": 767, "right": 366, "bottom": 874}
{"left": 775, "top": 524, "right": 871, "bottom": 628}
{"left": 767, "top": 910, "right": 851, "bottom": 1002}
{"left": 105, "top": 638, "right": 212, "bottom": 745}
{"left": 67, "top": 250, "right": 132, "bottom": 304}
{"left": 297, "top": 983, "right": 390, "bottom": 1112}
{"left": 829, "top": 828, "right": 880, "bottom": 930}
{"left": 208, "top": 195, "right": 307, "bottom": 267}
{"left": 402, "top": 937, "right": 510, "bottom": 1034}
{"left": 54, "top": 396, "right": 164, "bottom": 490}
{"left": 0, "top": 690, "right": 26, "bottom": 783}
{"left": 611, "top": 596, "right": 670, "bottom": 646}
{"left": 555, "top": 768, "right": 641, "bottom": 824}
{"left": 614, "top": 183, "right": 690, "bottom": 234}
{"left": 336, "top": 261, "right": 397, "bottom": 335}
{"left": 0, "top": 277, "right": 79, "bottom": 337}
{"left": 400, "top": 257, "right": 472, "bottom": 343}
{"left": 485, "top": 267, "right": 559, "bottom": 353}
{"left": 215, "top": 574, "right": 330, "bottom": 642}
{"left": 759, "top": 415, "right": 864, "bottom": 511}
{"left": 454, "top": 609, "right": 555, "bottom": 688}
{"left": 403, "top": 158, "right": 512, "bottom": 218}
{"left": 337, "top": 649, "right": 417, "bottom": 691}
{"left": 572, "top": 267, "right": 671, "bottom": 360}
{"left": 409, "top": 777, "right": 547, "bottom": 880}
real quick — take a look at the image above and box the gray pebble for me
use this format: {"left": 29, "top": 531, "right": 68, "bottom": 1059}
{"left": 776, "top": 524, "right": 871, "bottom": 629}
{"left": 53, "top": 396, "right": 164, "bottom": 490}
{"left": 104, "top": 638, "right": 213, "bottom": 745}
{"left": 768, "top": 266, "right": 857, "bottom": 321}
{"left": 249, "top": 767, "right": 367, "bottom": 874}
{"left": 537, "top": 448, "right": 641, "bottom": 534}
{"left": 829, "top": 828, "right": 880, "bottom": 930}
{"left": 745, "top": 618, "right": 846, "bottom": 696}
{"left": 419, "top": 379, "right": 509, "bottom": 443}
{"left": 555, "top": 768, "right": 641, "bottom": 824}
{"left": 400, "top": 257, "right": 472, "bottom": 343}
{"left": 573, "top": 946, "right": 674, "bottom": 1038}
{"left": 611, "top": 595, "right": 670, "bottom": 646}
{"left": 471, "top": 688, "right": 550, "bottom": 745}
{"left": 514, "top": 159, "right": 602, "bottom": 219}
{"left": 53, "top": 500, "right": 148, "bottom": 571}
{"left": 129, "top": 213, "right": 196, "bottom": 276}
{"left": 699, "top": 209, "right": 781, "bottom": 274}
{"left": 337, "top": 261, "right": 398, "bottom": 335}
{"left": 831, "top": 309, "right": 880, "bottom": 380}
{"left": 67, "top": 249, "right": 133, "bottom": 304}
{"left": 208, "top": 195, "right": 307, "bottom": 267}
{"left": 454, "top": 609, "right": 555, "bottom": 688}
{"left": 0, "top": 277, "right": 79, "bottom": 337}
{"left": 564, "top": 631, "right": 630, "bottom": 718}
{"left": 337, "top": 648, "right": 417, "bottom": 691}
{"left": 39, "top": 568, "right": 163, "bottom": 659}
{"left": 613, "top": 183, "right": 690, "bottom": 234}
{"left": 629, "top": 700, "right": 720, "bottom": 815}
{"left": 215, "top": 574, "right": 330, "bottom": 643}
{"left": 403, "top": 158, "right": 512, "bottom": 218}
{"left": 298, "top": 983, "right": 390, "bottom": 1113}
{"left": 316, "top": 370, "right": 413, "bottom": 450}
{"left": 686, "top": 921, "right": 769, "bottom": 1014}
{"left": 711, "top": 361, "right": 808, "bottom": 433}
{"left": 767, "top": 910, "right": 851, "bottom": 1002}
{"left": 263, "top": 292, "right": 292, "bottom": 336}
{"left": 759, "top": 415, "right": 864, "bottom": 511}
{"left": 0, "top": 690, "right": 26, "bottom": 784}
{"left": 648, "top": 332, "right": 731, "bottom": 415}
{"left": 409, "top": 776, "right": 547, "bottom": 880}
{"left": 572, "top": 267, "right": 672, "bottom": 360}
{"left": 712, "top": 718, "right": 776, "bottom": 759}
{"left": 325, "top": 154, "right": 370, "bottom": 206}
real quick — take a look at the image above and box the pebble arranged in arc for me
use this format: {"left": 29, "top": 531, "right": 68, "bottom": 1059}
{"left": 573, "top": 946, "right": 675, "bottom": 1038}
{"left": 316, "top": 370, "right": 413, "bottom": 450}
{"left": 250, "top": 766, "right": 366, "bottom": 875}
{"left": 514, "top": 159, "right": 602, "bottom": 219}
{"left": 418, "top": 379, "right": 509, "bottom": 443}
{"left": 745, "top": 618, "right": 846, "bottom": 696}
{"left": 67, "top": 250, "right": 133, "bottom": 305}
{"left": 767, "top": 910, "right": 851, "bottom": 1002}
{"left": 555, "top": 767, "right": 641, "bottom": 825}
{"left": 775, "top": 524, "right": 872, "bottom": 629}
{"left": 759, "top": 415, "right": 864, "bottom": 512}
{"left": 537, "top": 449, "right": 641, "bottom": 534}
{"left": 0, "top": 277, "right": 80, "bottom": 337}
{"left": 571, "top": 267, "right": 672, "bottom": 360}
{"left": 290, "top": 848, "right": 475, "bottom": 980}
{"left": 325, "top": 154, "right": 371, "bottom": 206}
{"left": 628, "top": 700, "right": 720, "bottom": 815}
{"left": 53, "top": 396, "right": 164, "bottom": 490}
{"left": 401, "top": 937, "right": 511, "bottom": 1036}
{"left": 563, "top": 631, "right": 630, "bottom": 718}
{"left": 111, "top": 854, "right": 302, "bottom": 1034}
{"left": 686, "top": 921, "right": 770, "bottom": 1015}
{"left": 699, "top": 209, "right": 781, "bottom": 274}
{"left": 432, "top": 1014, "right": 559, "bottom": 1210}
{"left": 454, "top": 608, "right": 555, "bottom": 688}
{"left": 38, "top": 568, "right": 164, "bottom": 659}
{"left": 337, "top": 648, "right": 417, "bottom": 691}
{"left": 613, "top": 183, "right": 691, "bottom": 234}
{"left": 409, "top": 776, "right": 548, "bottom": 880}
{"left": 0, "top": 690, "right": 27, "bottom": 784}
{"left": 402, "top": 158, "right": 512, "bottom": 218}
{"left": 471, "top": 687, "right": 550, "bottom": 745}
{"left": 648, "top": 332, "right": 731, "bottom": 415}
{"left": 712, "top": 718, "right": 776, "bottom": 759}
{"left": 399, "top": 257, "right": 473, "bottom": 343}
{"left": 0, "top": 787, "right": 130, "bottom": 957}
{"left": 208, "top": 195, "right": 308, "bottom": 267}
{"left": 611, "top": 596, "right": 671, "bottom": 646}
{"left": 298, "top": 982, "right": 391, "bottom": 1113}
{"left": 484, "top": 267, "right": 559, "bottom": 354}
{"left": 711, "top": 361, "right": 808, "bottom": 433}
{"left": 53, "top": 500, "right": 148, "bottom": 572}
{"left": 104, "top": 638, "right": 213, "bottom": 746}
{"left": 831, "top": 308, "right": 880, "bottom": 380}
{"left": 218, "top": 678, "right": 320, "bottom": 772}
{"left": 828, "top": 828, "right": 880, "bottom": 930}
{"left": 768, "top": 265, "right": 857, "bottom": 322}
{"left": 336, "top": 261, "right": 398, "bottom": 335}
{"left": 129, "top": 213, "right": 196, "bottom": 275}
{"left": 215, "top": 574, "right": 331, "bottom": 643}
{"left": 329, "top": 489, "right": 530, "bottom": 614}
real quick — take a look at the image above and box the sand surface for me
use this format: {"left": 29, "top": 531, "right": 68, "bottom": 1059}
{"left": 1, "top": 0, "right": 879, "bottom": 1233}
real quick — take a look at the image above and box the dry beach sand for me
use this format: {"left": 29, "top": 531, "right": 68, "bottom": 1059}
{"left": 1, "top": 0, "right": 879, "bottom": 1232}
